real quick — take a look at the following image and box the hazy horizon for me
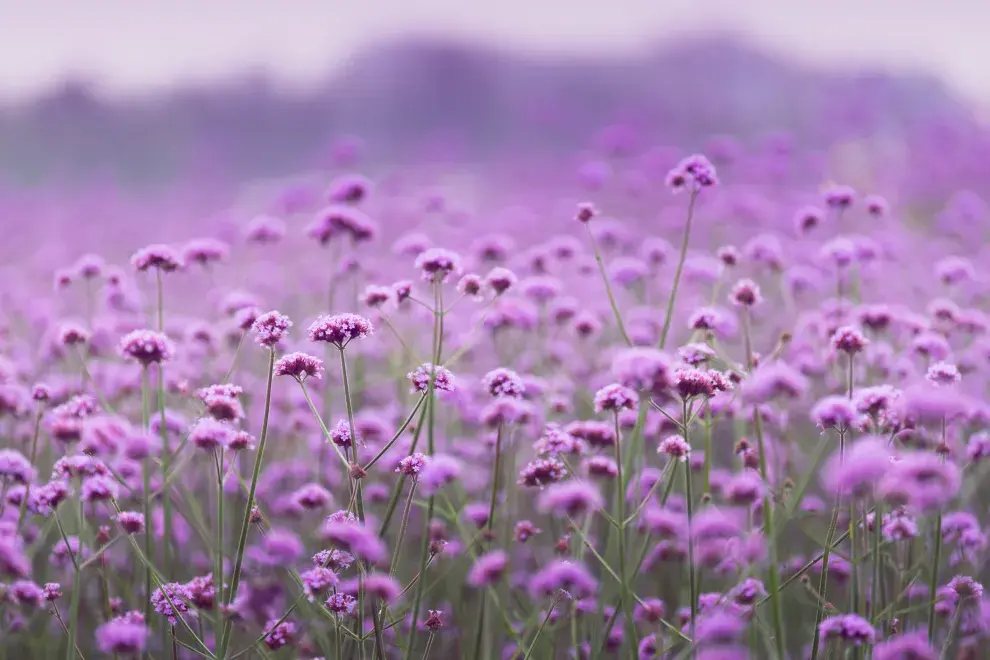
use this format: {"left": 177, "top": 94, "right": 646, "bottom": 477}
{"left": 1, "top": 0, "right": 988, "bottom": 104}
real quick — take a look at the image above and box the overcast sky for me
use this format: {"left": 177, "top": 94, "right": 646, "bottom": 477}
{"left": 1, "top": 1, "right": 986, "bottom": 103}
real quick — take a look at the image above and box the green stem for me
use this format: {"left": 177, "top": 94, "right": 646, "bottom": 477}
{"left": 927, "top": 512, "right": 943, "bottom": 643}
{"left": 389, "top": 479, "right": 418, "bottom": 577}
{"left": 684, "top": 404, "right": 697, "bottom": 639}
{"left": 658, "top": 189, "right": 698, "bottom": 350}
{"left": 141, "top": 367, "right": 153, "bottom": 624}
{"left": 743, "top": 308, "right": 786, "bottom": 659}
{"left": 404, "top": 280, "right": 444, "bottom": 658}
{"left": 613, "top": 411, "right": 636, "bottom": 653}
{"left": 584, "top": 224, "right": 632, "bottom": 346}
{"left": 522, "top": 596, "right": 560, "bottom": 660}
{"left": 218, "top": 348, "right": 276, "bottom": 659}
{"left": 485, "top": 423, "right": 504, "bottom": 542}
{"left": 16, "top": 411, "right": 43, "bottom": 532}
{"left": 214, "top": 447, "right": 225, "bottom": 634}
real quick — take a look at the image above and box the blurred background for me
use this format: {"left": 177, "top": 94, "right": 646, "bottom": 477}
{"left": 1, "top": 0, "right": 987, "bottom": 187}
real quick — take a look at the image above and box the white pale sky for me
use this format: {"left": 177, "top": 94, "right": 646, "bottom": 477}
{"left": 0, "top": 0, "right": 986, "bottom": 103}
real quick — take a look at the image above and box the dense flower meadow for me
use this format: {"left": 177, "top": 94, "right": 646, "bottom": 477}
{"left": 1, "top": 130, "right": 989, "bottom": 660}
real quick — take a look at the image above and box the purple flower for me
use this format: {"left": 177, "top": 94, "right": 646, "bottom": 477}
{"left": 263, "top": 618, "right": 298, "bottom": 650}
{"left": 659, "top": 435, "right": 691, "bottom": 462}
{"left": 274, "top": 352, "right": 324, "bottom": 382}
{"left": 251, "top": 311, "right": 292, "bottom": 347}
{"left": 80, "top": 475, "right": 120, "bottom": 503}
{"left": 538, "top": 481, "right": 604, "bottom": 518}
{"left": 320, "top": 521, "right": 387, "bottom": 565}
{"left": 344, "top": 572, "right": 402, "bottom": 604}
{"left": 408, "top": 363, "right": 455, "bottom": 394}
{"left": 300, "top": 566, "right": 339, "bottom": 601}
{"left": 824, "top": 184, "right": 856, "bottom": 210}
{"left": 534, "top": 424, "right": 583, "bottom": 457}
{"left": 119, "top": 330, "right": 175, "bottom": 366}
{"left": 467, "top": 550, "right": 509, "bottom": 587}
{"left": 188, "top": 418, "right": 234, "bottom": 451}
{"left": 396, "top": 452, "right": 429, "bottom": 477}
{"left": 150, "top": 583, "right": 192, "bottom": 624}
{"left": 529, "top": 560, "right": 597, "bottom": 599}
{"left": 415, "top": 247, "right": 462, "bottom": 282}
{"left": 245, "top": 215, "right": 286, "bottom": 243}
{"left": 822, "top": 437, "right": 891, "bottom": 499}
{"left": 729, "top": 279, "right": 761, "bottom": 307}
{"left": 424, "top": 609, "right": 444, "bottom": 631}
{"left": 308, "top": 313, "right": 374, "bottom": 348}
{"left": 182, "top": 238, "right": 229, "bottom": 267}
{"left": 741, "top": 362, "right": 808, "bottom": 403}
{"left": 43, "top": 583, "right": 62, "bottom": 601}
{"left": 484, "top": 267, "right": 517, "bottom": 295}
{"left": 131, "top": 244, "right": 183, "bottom": 273}
{"left": 329, "top": 420, "right": 354, "bottom": 448}
{"left": 880, "top": 452, "right": 960, "bottom": 511}
{"left": 326, "top": 593, "right": 357, "bottom": 616}
{"left": 873, "top": 631, "right": 935, "bottom": 660}
{"left": 611, "top": 348, "right": 673, "bottom": 397}
{"left": 518, "top": 457, "right": 567, "bottom": 488}
{"left": 818, "top": 613, "right": 875, "bottom": 646}
{"left": 926, "top": 361, "right": 961, "bottom": 386}
{"left": 593, "top": 383, "right": 638, "bottom": 413}
{"left": 96, "top": 616, "right": 151, "bottom": 654}
{"left": 811, "top": 395, "right": 859, "bottom": 431}
{"left": 116, "top": 511, "right": 146, "bottom": 534}
{"left": 291, "top": 483, "right": 333, "bottom": 510}
{"left": 482, "top": 368, "right": 526, "bottom": 398}
{"left": 831, "top": 326, "right": 869, "bottom": 355}
{"left": 419, "top": 454, "right": 463, "bottom": 495}
{"left": 0, "top": 449, "right": 36, "bottom": 484}
{"left": 9, "top": 580, "right": 43, "bottom": 607}
{"left": 666, "top": 154, "right": 718, "bottom": 192}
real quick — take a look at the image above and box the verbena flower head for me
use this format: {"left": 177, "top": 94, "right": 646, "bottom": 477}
{"left": 116, "top": 511, "right": 146, "bottom": 534}
{"left": 880, "top": 452, "right": 960, "bottom": 512}
{"left": 538, "top": 481, "right": 604, "bottom": 518}
{"left": 408, "top": 363, "right": 455, "bottom": 394}
{"left": 415, "top": 247, "right": 462, "bottom": 282}
{"left": 96, "top": 615, "right": 150, "bottom": 654}
{"left": 822, "top": 436, "right": 891, "bottom": 499}
{"left": 118, "top": 330, "right": 175, "bottom": 366}
{"left": 872, "top": 631, "right": 935, "bottom": 660}
{"left": 131, "top": 244, "right": 183, "bottom": 273}
{"left": 274, "top": 352, "right": 324, "bottom": 382}
{"left": 245, "top": 215, "right": 286, "bottom": 243}
{"left": 659, "top": 435, "right": 691, "bottom": 462}
{"left": 0, "top": 449, "right": 37, "bottom": 484}
{"left": 467, "top": 550, "right": 509, "bottom": 587}
{"left": 482, "top": 368, "right": 526, "bottom": 398}
{"left": 824, "top": 184, "right": 856, "bottom": 210}
{"left": 818, "top": 613, "right": 875, "bottom": 646}
{"left": 396, "top": 452, "right": 428, "bottom": 477}
{"left": 188, "top": 418, "right": 234, "bottom": 451}
{"left": 263, "top": 619, "right": 298, "bottom": 650}
{"left": 529, "top": 560, "right": 598, "bottom": 599}
{"left": 666, "top": 154, "right": 718, "bottom": 192}
{"left": 251, "top": 311, "right": 292, "bottom": 347}
{"left": 926, "top": 361, "right": 961, "bottom": 386}
{"left": 729, "top": 279, "right": 762, "bottom": 307}
{"left": 308, "top": 313, "right": 374, "bottom": 348}
{"left": 150, "top": 583, "right": 192, "bottom": 624}
{"left": 182, "top": 238, "right": 229, "bottom": 267}
{"left": 484, "top": 267, "right": 517, "bottom": 295}
{"left": 593, "top": 383, "right": 638, "bottom": 413}
{"left": 831, "top": 325, "right": 869, "bottom": 355}
{"left": 611, "top": 348, "right": 673, "bottom": 397}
